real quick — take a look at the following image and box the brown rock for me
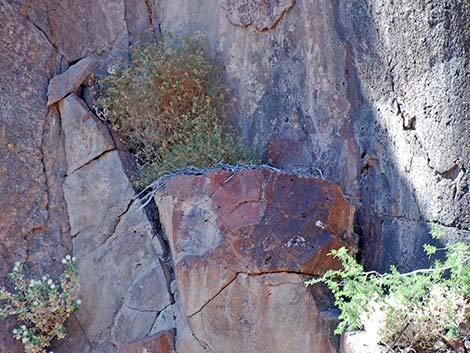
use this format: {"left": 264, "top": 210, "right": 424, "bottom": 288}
{"left": 0, "top": 2, "right": 65, "bottom": 351}
{"left": 159, "top": 169, "right": 356, "bottom": 277}
{"left": 189, "top": 272, "right": 338, "bottom": 353}
{"left": 22, "top": 0, "right": 128, "bottom": 63}
{"left": 48, "top": 58, "right": 93, "bottom": 105}
{"left": 117, "top": 329, "right": 176, "bottom": 353}
{"left": 156, "top": 168, "right": 356, "bottom": 353}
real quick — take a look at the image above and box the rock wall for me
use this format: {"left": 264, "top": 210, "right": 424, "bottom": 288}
{"left": 0, "top": 2, "right": 169, "bottom": 351}
{"left": 1, "top": 0, "right": 469, "bottom": 352}
{"left": 157, "top": 0, "right": 470, "bottom": 271}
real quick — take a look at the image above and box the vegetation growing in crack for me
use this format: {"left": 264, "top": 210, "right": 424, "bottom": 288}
{"left": 307, "top": 223, "right": 470, "bottom": 353}
{"left": 0, "top": 256, "right": 81, "bottom": 353}
{"left": 97, "top": 36, "right": 256, "bottom": 188}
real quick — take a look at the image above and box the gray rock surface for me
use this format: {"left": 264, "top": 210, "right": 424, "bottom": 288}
{"left": 58, "top": 93, "right": 114, "bottom": 173}
{"left": 111, "top": 264, "right": 173, "bottom": 343}
{"left": 218, "top": 0, "right": 295, "bottom": 31}
{"left": 48, "top": 58, "right": 93, "bottom": 105}
{"left": 59, "top": 95, "right": 170, "bottom": 352}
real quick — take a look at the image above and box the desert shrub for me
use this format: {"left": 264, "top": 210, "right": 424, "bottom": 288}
{"left": 0, "top": 256, "right": 81, "bottom": 353}
{"left": 97, "top": 37, "right": 254, "bottom": 188}
{"left": 307, "top": 224, "right": 470, "bottom": 353}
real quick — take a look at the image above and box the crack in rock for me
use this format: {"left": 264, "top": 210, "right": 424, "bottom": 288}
{"left": 68, "top": 148, "right": 115, "bottom": 175}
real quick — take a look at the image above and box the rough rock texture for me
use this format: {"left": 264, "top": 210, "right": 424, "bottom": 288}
{"left": 0, "top": 2, "right": 65, "bottom": 350}
{"left": 156, "top": 169, "right": 356, "bottom": 353}
{"left": 338, "top": 0, "right": 470, "bottom": 270}
{"left": 218, "top": 0, "right": 295, "bottom": 31}
{"left": 58, "top": 93, "right": 115, "bottom": 174}
{"left": 116, "top": 329, "right": 176, "bottom": 353}
{"left": 1, "top": 1, "right": 170, "bottom": 351}
{"left": 48, "top": 58, "right": 93, "bottom": 105}
{"left": 56, "top": 94, "right": 171, "bottom": 353}
{"left": 159, "top": 0, "right": 470, "bottom": 272}
{"left": 1, "top": 0, "right": 469, "bottom": 352}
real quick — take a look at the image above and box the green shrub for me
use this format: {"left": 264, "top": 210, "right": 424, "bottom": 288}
{"left": 0, "top": 256, "right": 80, "bottom": 353}
{"left": 307, "top": 225, "right": 470, "bottom": 353}
{"left": 97, "top": 37, "right": 255, "bottom": 188}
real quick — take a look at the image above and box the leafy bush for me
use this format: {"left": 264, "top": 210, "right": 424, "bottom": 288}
{"left": 97, "top": 37, "right": 255, "bottom": 188}
{"left": 306, "top": 224, "right": 470, "bottom": 353}
{"left": 0, "top": 256, "right": 81, "bottom": 353}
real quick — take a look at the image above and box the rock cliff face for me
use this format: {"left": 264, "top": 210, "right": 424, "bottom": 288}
{"left": 0, "top": 0, "right": 469, "bottom": 352}
{"left": 158, "top": 0, "right": 470, "bottom": 271}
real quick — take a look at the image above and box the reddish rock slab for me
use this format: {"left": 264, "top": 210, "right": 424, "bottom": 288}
{"left": 117, "top": 329, "right": 176, "bottom": 353}
{"left": 156, "top": 168, "right": 356, "bottom": 353}
{"left": 158, "top": 168, "right": 357, "bottom": 277}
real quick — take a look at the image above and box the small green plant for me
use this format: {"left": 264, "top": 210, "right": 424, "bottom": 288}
{"left": 0, "top": 256, "right": 81, "bottom": 353}
{"left": 307, "top": 224, "right": 470, "bottom": 352}
{"left": 97, "top": 37, "right": 255, "bottom": 188}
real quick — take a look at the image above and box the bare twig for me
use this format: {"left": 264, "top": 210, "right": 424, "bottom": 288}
{"left": 135, "top": 163, "right": 320, "bottom": 209}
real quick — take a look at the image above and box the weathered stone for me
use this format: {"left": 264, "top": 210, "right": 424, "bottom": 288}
{"left": 116, "top": 329, "right": 176, "bottom": 353}
{"left": 112, "top": 264, "right": 173, "bottom": 343}
{"left": 48, "top": 58, "right": 93, "bottom": 105}
{"left": 63, "top": 151, "right": 135, "bottom": 256}
{"left": 159, "top": 0, "right": 470, "bottom": 273}
{"left": 21, "top": 1, "right": 129, "bottom": 64}
{"left": 189, "top": 272, "right": 338, "bottom": 353}
{"left": 0, "top": 2, "right": 64, "bottom": 351}
{"left": 156, "top": 169, "right": 356, "bottom": 353}
{"left": 2, "top": 1, "right": 470, "bottom": 353}
{"left": 158, "top": 169, "right": 356, "bottom": 277}
{"left": 338, "top": 0, "right": 470, "bottom": 270}
{"left": 58, "top": 194, "right": 164, "bottom": 352}
{"left": 58, "top": 93, "right": 114, "bottom": 173}
{"left": 59, "top": 111, "right": 167, "bottom": 351}
{"left": 218, "top": 0, "right": 295, "bottom": 31}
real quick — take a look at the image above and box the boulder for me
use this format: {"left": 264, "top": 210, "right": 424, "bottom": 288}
{"left": 156, "top": 168, "right": 357, "bottom": 353}
{"left": 48, "top": 58, "right": 93, "bottom": 105}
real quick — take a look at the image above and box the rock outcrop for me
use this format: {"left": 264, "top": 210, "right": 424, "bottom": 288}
{"left": 41, "top": 62, "right": 172, "bottom": 353}
{"left": 159, "top": 0, "right": 470, "bottom": 272}
{"left": 1, "top": 0, "right": 469, "bottom": 352}
{"left": 156, "top": 169, "right": 357, "bottom": 353}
